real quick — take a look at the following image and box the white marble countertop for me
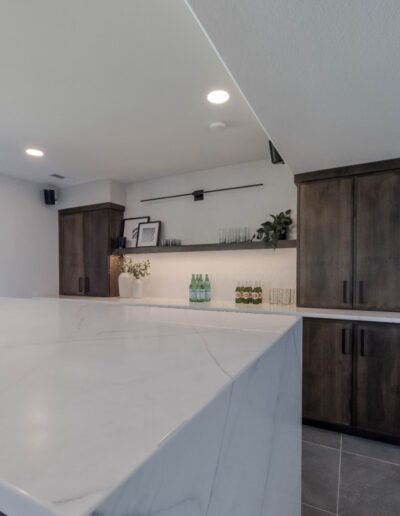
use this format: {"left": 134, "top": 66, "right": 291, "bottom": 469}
{"left": 67, "top": 296, "right": 400, "bottom": 324}
{"left": 0, "top": 298, "right": 298, "bottom": 516}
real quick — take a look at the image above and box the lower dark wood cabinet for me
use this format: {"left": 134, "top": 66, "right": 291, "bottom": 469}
{"left": 303, "top": 318, "right": 352, "bottom": 426}
{"left": 355, "top": 323, "right": 400, "bottom": 439}
{"left": 303, "top": 318, "right": 400, "bottom": 442}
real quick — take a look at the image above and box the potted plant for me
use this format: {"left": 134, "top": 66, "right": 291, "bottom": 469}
{"left": 254, "top": 209, "right": 293, "bottom": 248}
{"left": 118, "top": 257, "right": 151, "bottom": 298}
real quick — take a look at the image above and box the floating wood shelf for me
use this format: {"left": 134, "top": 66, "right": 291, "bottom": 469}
{"left": 112, "top": 240, "right": 297, "bottom": 255}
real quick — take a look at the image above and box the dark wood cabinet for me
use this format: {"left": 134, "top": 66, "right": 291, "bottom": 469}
{"left": 59, "top": 212, "right": 84, "bottom": 295}
{"left": 297, "top": 166, "right": 400, "bottom": 311}
{"left": 59, "top": 203, "right": 124, "bottom": 297}
{"left": 354, "top": 172, "right": 400, "bottom": 311}
{"left": 355, "top": 323, "right": 400, "bottom": 439}
{"left": 303, "top": 318, "right": 353, "bottom": 426}
{"left": 303, "top": 318, "right": 400, "bottom": 442}
{"left": 297, "top": 178, "right": 353, "bottom": 308}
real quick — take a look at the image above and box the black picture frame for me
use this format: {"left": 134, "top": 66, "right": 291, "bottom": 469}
{"left": 122, "top": 217, "right": 150, "bottom": 248}
{"left": 137, "top": 221, "right": 161, "bottom": 247}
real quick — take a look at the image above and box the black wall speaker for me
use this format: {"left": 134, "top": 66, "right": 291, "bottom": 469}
{"left": 43, "top": 189, "right": 56, "bottom": 205}
{"left": 269, "top": 141, "right": 285, "bottom": 164}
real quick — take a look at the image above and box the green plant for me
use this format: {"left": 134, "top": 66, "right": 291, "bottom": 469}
{"left": 120, "top": 257, "right": 151, "bottom": 279}
{"left": 255, "top": 209, "right": 293, "bottom": 248}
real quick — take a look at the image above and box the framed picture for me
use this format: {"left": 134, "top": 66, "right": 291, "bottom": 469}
{"left": 122, "top": 217, "right": 150, "bottom": 248}
{"left": 137, "top": 221, "right": 161, "bottom": 247}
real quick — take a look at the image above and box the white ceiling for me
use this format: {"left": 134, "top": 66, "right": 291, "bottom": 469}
{"left": 187, "top": 0, "right": 400, "bottom": 174}
{"left": 0, "top": 0, "right": 267, "bottom": 186}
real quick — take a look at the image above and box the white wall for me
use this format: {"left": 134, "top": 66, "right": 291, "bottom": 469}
{"left": 126, "top": 248, "right": 296, "bottom": 302}
{"left": 124, "top": 159, "right": 297, "bottom": 300}
{"left": 125, "top": 159, "right": 296, "bottom": 244}
{"left": 0, "top": 173, "right": 58, "bottom": 297}
{"left": 57, "top": 179, "right": 126, "bottom": 210}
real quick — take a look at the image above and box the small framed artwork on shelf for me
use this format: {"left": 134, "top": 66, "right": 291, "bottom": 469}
{"left": 122, "top": 217, "right": 150, "bottom": 248}
{"left": 137, "top": 221, "right": 161, "bottom": 247}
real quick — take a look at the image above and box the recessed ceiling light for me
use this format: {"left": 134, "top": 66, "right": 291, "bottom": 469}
{"left": 25, "top": 148, "right": 44, "bottom": 157}
{"left": 207, "top": 90, "right": 230, "bottom": 104}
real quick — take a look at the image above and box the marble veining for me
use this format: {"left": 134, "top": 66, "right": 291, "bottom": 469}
{"left": 0, "top": 298, "right": 301, "bottom": 516}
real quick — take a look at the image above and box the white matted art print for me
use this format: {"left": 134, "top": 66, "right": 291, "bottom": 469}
{"left": 137, "top": 221, "right": 161, "bottom": 247}
{"left": 122, "top": 217, "right": 150, "bottom": 248}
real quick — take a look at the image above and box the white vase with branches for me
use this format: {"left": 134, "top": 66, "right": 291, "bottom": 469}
{"left": 118, "top": 258, "right": 151, "bottom": 299}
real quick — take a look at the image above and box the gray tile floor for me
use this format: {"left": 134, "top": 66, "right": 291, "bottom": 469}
{"left": 302, "top": 425, "right": 400, "bottom": 516}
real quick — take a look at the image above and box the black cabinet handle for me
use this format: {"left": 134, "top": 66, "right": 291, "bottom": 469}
{"left": 343, "top": 280, "right": 349, "bottom": 304}
{"left": 359, "top": 329, "right": 368, "bottom": 356}
{"left": 85, "top": 277, "right": 90, "bottom": 293}
{"left": 358, "top": 281, "right": 365, "bottom": 305}
{"left": 341, "top": 328, "right": 352, "bottom": 355}
{"left": 78, "top": 277, "right": 83, "bottom": 293}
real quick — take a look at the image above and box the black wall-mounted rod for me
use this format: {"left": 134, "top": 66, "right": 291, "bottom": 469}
{"left": 140, "top": 183, "right": 264, "bottom": 202}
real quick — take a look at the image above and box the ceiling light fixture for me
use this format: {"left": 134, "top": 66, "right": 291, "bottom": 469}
{"left": 207, "top": 90, "right": 230, "bottom": 104}
{"left": 25, "top": 148, "right": 44, "bottom": 157}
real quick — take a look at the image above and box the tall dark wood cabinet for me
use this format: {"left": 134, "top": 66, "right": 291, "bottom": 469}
{"left": 296, "top": 163, "right": 400, "bottom": 311}
{"left": 59, "top": 203, "right": 124, "bottom": 297}
{"left": 303, "top": 318, "right": 400, "bottom": 443}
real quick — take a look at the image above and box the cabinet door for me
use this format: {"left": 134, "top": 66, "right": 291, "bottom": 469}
{"left": 303, "top": 318, "right": 353, "bottom": 426}
{"left": 83, "top": 209, "right": 110, "bottom": 296}
{"left": 298, "top": 178, "right": 354, "bottom": 308}
{"left": 354, "top": 171, "right": 400, "bottom": 310}
{"left": 355, "top": 323, "right": 400, "bottom": 438}
{"left": 59, "top": 213, "right": 84, "bottom": 295}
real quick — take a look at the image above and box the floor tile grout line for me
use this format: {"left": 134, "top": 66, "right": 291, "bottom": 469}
{"left": 341, "top": 448, "right": 400, "bottom": 468}
{"left": 302, "top": 501, "right": 336, "bottom": 515}
{"left": 336, "top": 434, "right": 343, "bottom": 515}
{"left": 302, "top": 439, "right": 341, "bottom": 452}
{"left": 302, "top": 439, "right": 340, "bottom": 452}
{"left": 303, "top": 437, "right": 400, "bottom": 467}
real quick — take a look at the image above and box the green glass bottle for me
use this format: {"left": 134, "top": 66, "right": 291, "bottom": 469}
{"left": 189, "top": 274, "right": 197, "bottom": 303}
{"left": 244, "top": 282, "right": 252, "bottom": 304}
{"left": 197, "top": 274, "right": 205, "bottom": 303}
{"left": 252, "top": 281, "right": 262, "bottom": 304}
{"left": 204, "top": 274, "right": 211, "bottom": 302}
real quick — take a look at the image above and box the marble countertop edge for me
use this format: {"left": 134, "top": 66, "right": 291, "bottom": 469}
{"left": 55, "top": 296, "right": 400, "bottom": 324}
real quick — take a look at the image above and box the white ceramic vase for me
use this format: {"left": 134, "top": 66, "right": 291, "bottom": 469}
{"left": 118, "top": 272, "right": 133, "bottom": 298}
{"left": 132, "top": 278, "right": 143, "bottom": 299}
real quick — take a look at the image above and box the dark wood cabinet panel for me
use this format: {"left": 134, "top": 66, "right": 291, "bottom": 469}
{"left": 83, "top": 209, "right": 110, "bottom": 297}
{"left": 355, "top": 323, "right": 400, "bottom": 439}
{"left": 298, "top": 178, "right": 354, "bottom": 309}
{"left": 59, "top": 203, "right": 124, "bottom": 297}
{"left": 59, "top": 213, "right": 84, "bottom": 295}
{"left": 303, "top": 318, "right": 353, "bottom": 426}
{"left": 354, "top": 171, "right": 400, "bottom": 310}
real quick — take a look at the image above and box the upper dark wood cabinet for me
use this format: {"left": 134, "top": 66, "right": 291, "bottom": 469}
{"left": 298, "top": 178, "right": 353, "bottom": 308}
{"left": 354, "top": 172, "right": 400, "bottom": 311}
{"left": 59, "top": 203, "right": 124, "bottom": 297}
{"left": 297, "top": 162, "right": 400, "bottom": 311}
{"left": 303, "top": 318, "right": 353, "bottom": 426}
